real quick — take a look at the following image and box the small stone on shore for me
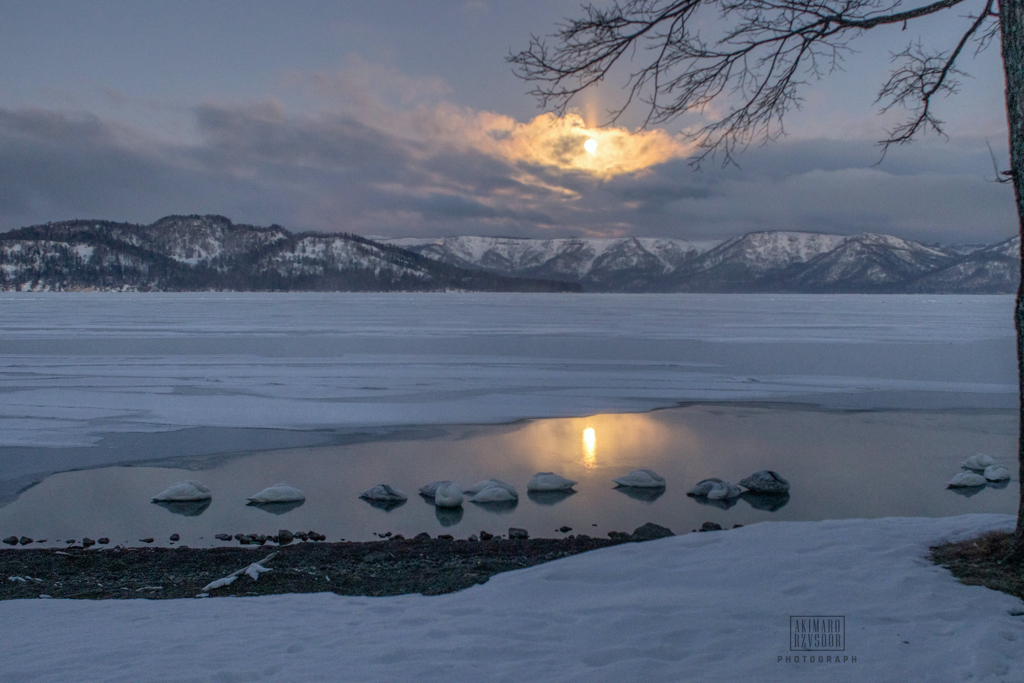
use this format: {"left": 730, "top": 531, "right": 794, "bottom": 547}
{"left": 700, "top": 522, "right": 723, "bottom": 532}
{"left": 508, "top": 528, "right": 529, "bottom": 540}
{"left": 81, "top": 538, "right": 95, "bottom": 548}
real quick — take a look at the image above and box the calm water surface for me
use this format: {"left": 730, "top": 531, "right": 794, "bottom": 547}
{"left": 0, "top": 403, "right": 1015, "bottom": 547}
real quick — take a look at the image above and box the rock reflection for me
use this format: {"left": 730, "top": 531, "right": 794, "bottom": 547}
{"left": 470, "top": 499, "right": 518, "bottom": 514}
{"left": 246, "top": 500, "right": 305, "bottom": 515}
{"left": 361, "top": 498, "right": 407, "bottom": 512}
{"left": 948, "top": 485, "right": 986, "bottom": 498}
{"left": 614, "top": 486, "right": 665, "bottom": 503}
{"left": 987, "top": 480, "right": 1010, "bottom": 491}
{"left": 692, "top": 495, "right": 739, "bottom": 510}
{"left": 152, "top": 499, "right": 211, "bottom": 517}
{"left": 527, "top": 489, "right": 577, "bottom": 506}
{"left": 740, "top": 491, "right": 790, "bottom": 512}
{"left": 435, "top": 506, "right": 464, "bottom": 527}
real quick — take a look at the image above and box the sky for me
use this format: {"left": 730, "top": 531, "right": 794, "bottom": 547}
{"left": 0, "top": 0, "right": 1016, "bottom": 244}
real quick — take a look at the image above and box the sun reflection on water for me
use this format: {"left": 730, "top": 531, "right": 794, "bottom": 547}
{"left": 582, "top": 427, "right": 597, "bottom": 468}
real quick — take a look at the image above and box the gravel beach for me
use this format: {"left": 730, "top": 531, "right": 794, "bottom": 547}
{"left": 0, "top": 529, "right": 671, "bottom": 600}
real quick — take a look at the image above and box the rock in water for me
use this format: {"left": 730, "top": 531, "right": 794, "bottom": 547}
{"left": 277, "top": 530, "right": 294, "bottom": 545}
{"left": 527, "top": 472, "right": 578, "bottom": 492}
{"left": 700, "top": 522, "right": 723, "bottom": 532}
{"left": 152, "top": 480, "right": 211, "bottom": 502}
{"left": 433, "top": 482, "right": 464, "bottom": 508}
{"left": 686, "top": 478, "right": 724, "bottom": 497}
{"left": 983, "top": 465, "right": 1010, "bottom": 482}
{"left": 738, "top": 470, "right": 790, "bottom": 494}
{"left": 613, "top": 469, "right": 666, "bottom": 488}
{"left": 947, "top": 471, "right": 987, "bottom": 488}
{"left": 359, "top": 484, "right": 408, "bottom": 502}
{"left": 464, "top": 479, "right": 518, "bottom": 497}
{"left": 247, "top": 484, "right": 305, "bottom": 504}
{"left": 961, "top": 454, "right": 996, "bottom": 471}
{"left": 418, "top": 480, "right": 453, "bottom": 497}
{"left": 508, "top": 528, "right": 529, "bottom": 539}
{"left": 706, "top": 482, "right": 743, "bottom": 500}
{"left": 631, "top": 523, "right": 675, "bottom": 541}
{"left": 2, "top": 536, "right": 16, "bottom": 546}
{"left": 469, "top": 486, "right": 517, "bottom": 503}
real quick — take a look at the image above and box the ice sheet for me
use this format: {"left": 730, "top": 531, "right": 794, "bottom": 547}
{"left": 0, "top": 293, "right": 1015, "bottom": 451}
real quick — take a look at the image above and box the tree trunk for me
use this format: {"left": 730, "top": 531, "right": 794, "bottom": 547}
{"left": 999, "top": 0, "right": 1024, "bottom": 549}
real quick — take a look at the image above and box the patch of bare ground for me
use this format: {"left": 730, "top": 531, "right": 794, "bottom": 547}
{"left": 929, "top": 531, "right": 1024, "bottom": 602}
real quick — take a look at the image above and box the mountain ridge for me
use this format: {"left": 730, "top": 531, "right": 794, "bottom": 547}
{"left": 383, "top": 232, "right": 1020, "bottom": 293}
{"left": 2, "top": 217, "right": 1017, "bottom": 293}
{"left": 0, "top": 216, "right": 581, "bottom": 293}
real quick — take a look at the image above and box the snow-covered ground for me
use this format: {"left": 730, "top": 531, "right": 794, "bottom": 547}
{"left": 1, "top": 514, "right": 1021, "bottom": 682}
{"left": 0, "top": 293, "right": 1014, "bottom": 451}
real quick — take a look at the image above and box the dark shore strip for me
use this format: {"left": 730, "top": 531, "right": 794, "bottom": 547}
{"left": 0, "top": 524, "right": 679, "bottom": 601}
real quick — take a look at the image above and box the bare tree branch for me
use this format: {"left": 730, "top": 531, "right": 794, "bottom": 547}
{"left": 509, "top": 0, "right": 993, "bottom": 165}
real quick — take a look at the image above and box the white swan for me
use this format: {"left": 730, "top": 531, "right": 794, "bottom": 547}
{"left": 152, "top": 480, "right": 211, "bottom": 502}
{"left": 247, "top": 484, "right": 305, "bottom": 504}
{"left": 984, "top": 465, "right": 1011, "bottom": 482}
{"left": 613, "top": 469, "right": 666, "bottom": 489}
{"left": 469, "top": 486, "right": 518, "bottom": 503}
{"left": 464, "top": 479, "right": 518, "bottom": 497}
{"left": 527, "top": 472, "right": 578, "bottom": 492}
{"left": 962, "top": 454, "right": 996, "bottom": 471}
{"left": 947, "top": 471, "right": 987, "bottom": 488}
{"left": 359, "top": 484, "right": 408, "bottom": 502}
{"left": 433, "top": 482, "right": 464, "bottom": 508}
{"left": 418, "top": 481, "right": 453, "bottom": 498}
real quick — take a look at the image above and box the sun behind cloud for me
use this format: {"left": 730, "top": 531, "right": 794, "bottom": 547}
{"left": 433, "top": 108, "right": 689, "bottom": 178}
{"left": 490, "top": 113, "right": 688, "bottom": 177}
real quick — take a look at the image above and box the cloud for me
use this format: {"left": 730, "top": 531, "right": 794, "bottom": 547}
{"left": 0, "top": 57, "right": 1016, "bottom": 246}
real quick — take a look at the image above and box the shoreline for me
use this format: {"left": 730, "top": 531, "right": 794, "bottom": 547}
{"left": 0, "top": 529, "right": 667, "bottom": 601}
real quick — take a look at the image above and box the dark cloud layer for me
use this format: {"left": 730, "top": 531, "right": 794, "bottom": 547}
{"left": 0, "top": 103, "right": 1016, "bottom": 244}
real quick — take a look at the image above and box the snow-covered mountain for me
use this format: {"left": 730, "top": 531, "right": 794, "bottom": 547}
{"left": 0, "top": 216, "right": 580, "bottom": 293}
{"left": 382, "top": 236, "right": 720, "bottom": 292}
{"left": 4, "top": 218, "right": 1017, "bottom": 293}
{"left": 384, "top": 232, "right": 1020, "bottom": 293}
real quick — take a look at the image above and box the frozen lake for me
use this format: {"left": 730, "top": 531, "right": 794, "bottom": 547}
{"left": 0, "top": 292, "right": 1017, "bottom": 541}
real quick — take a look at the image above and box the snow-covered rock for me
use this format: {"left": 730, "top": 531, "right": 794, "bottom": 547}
{"left": 432, "top": 482, "right": 464, "bottom": 509}
{"left": 962, "top": 453, "right": 997, "bottom": 471}
{"left": 526, "top": 472, "right": 578, "bottom": 492}
{"left": 614, "top": 469, "right": 666, "bottom": 488}
{"left": 983, "top": 465, "right": 1011, "bottom": 482}
{"left": 463, "top": 479, "right": 518, "bottom": 497}
{"left": 706, "top": 482, "right": 743, "bottom": 500}
{"left": 358, "top": 484, "right": 408, "bottom": 502}
{"left": 468, "top": 486, "right": 518, "bottom": 503}
{"left": 418, "top": 481, "right": 453, "bottom": 498}
{"left": 737, "top": 470, "right": 789, "bottom": 494}
{"left": 151, "top": 481, "right": 211, "bottom": 502}
{"left": 686, "top": 478, "right": 723, "bottom": 497}
{"left": 947, "top": 472, "right": 987, "bottom": 488}
{"left": 246, "top": 484, "right": 305, "bottom": 504}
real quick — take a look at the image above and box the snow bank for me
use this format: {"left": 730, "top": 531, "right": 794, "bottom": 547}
{"left": 0, "top": 514, "right": 1020, "bottom": 682}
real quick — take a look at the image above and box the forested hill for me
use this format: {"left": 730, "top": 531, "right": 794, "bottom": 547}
{"left": 0, "top": 216, "right": 581, "bottom": 293}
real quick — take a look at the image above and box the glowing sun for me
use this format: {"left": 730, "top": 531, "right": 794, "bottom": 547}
{"left": 583, "top": 138, "right": 597, "bottom": 154}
